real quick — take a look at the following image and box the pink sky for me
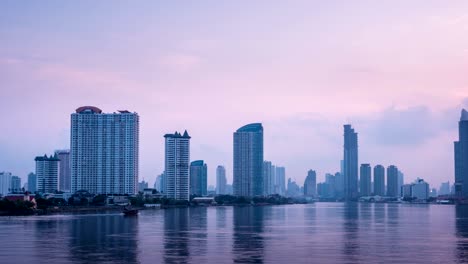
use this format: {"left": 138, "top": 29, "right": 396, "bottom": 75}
{"left": 1, "top": 1, "right": 468, "bottom": 188}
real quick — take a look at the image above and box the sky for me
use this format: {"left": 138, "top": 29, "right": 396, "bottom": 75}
{"left": 1, "top": 1, "right": 468, "bottom": 189}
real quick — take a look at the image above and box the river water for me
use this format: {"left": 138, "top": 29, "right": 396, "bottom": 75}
{"left": 0, "top": 203, "right": 467, "bottom": 263}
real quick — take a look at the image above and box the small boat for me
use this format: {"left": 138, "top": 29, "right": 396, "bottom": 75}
{"left": 122, "top": 206, "right": 138, "bottom": 216}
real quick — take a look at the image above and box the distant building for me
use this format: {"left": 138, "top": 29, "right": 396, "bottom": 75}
{"left": 304, "top": 170, "right": 317, "bottom": 197}
{"left": 225, "top": 184, "right": 233, "bottom": 195}
{"left": 387, "top": 165, "right": 399, "bottom": 197}
{"left": 35, "top": 154, "right": 59, "bottom": 193}
{"left": 233, "top": 123, "right": 264, "bottom": 197}
{"left": 439, "top": 181, "right": 450, "bottom": 196}
{"left": 373, "top": 165, "right": 385, "bottom": 196}
{"left": 27, "top": 172, "right": 36, "bottom": 193}
{"left": 0, "top": 172, "right": 12, "bottom": 196}
{"left": 56, "top": 149, "right": 71, "bottom": 192}
{"left": 287, "top": 178, "right": 301, "bottom": 197}
{"left": 401, "top": 184, "right": 412, "bottom": 198}
{"left": 398, "top": 170, "right": 404, "bottom": 196}
{"left": 263, "top": 161, "right": 274, "bottom": 195}
{"left": 325, "top": 173, "right": 336, "bottom": 198}
{"left": 164, "top": 131, "right": 191, "bottom": 201}
{"left": 455, "top": 109, "right": 468, "bottom": 197}
{"left": 190, "top": 160, "right": 208, "bottom": 196}
{"left": 216, "top": 165, "right": 227, "bottom": 195}
{"left": 275, "top": 166, "right": 286, "bottom": 196}
{"left": 138, "top": 180, "right": 148, "bottom": 192}
{"left": 10, "top": 176, "right": 22, "bottom": 193}
{"left": 71, "top": 106, "right": 139, "bottom": 195}
{"left": 430, "top": 188, "right": 437, "bottom": 198}
{"left": 412, "top": 179, "right": 430, "bottom": 200}
{"left": 154, "top": 173, "right": 164, "bottom": 192}
{"left": 343, "top": 124, "right": 358, "bottom": 200}
{"left": 334, "top": 172, "right": 344, "bottom": 198}
{"left": 359, "top": 164, "right": 371, "bottom": 196}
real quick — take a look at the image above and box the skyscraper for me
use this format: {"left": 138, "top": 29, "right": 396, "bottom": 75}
{"left": 373, "top": 165, "right": 385, "bottom": 196}
{"left": 154, "top": 173, "right": 164, "bottom": 192}
{"left": 343, "top": 124, "right": 358, "bottom": 200}
{"left": 27, "top": 172, "right": 36, "bottom": 193}
{"left": 275, "top": 166, "right": 286, "bottom": 196}
{"left": 216, "top": 165, "right": 227, "bottom": 195}
{"left": 190, "top": 160, "right": 207, "bottom": 196}
{"left": 304, "top": 170, "right": 317, "bottom": 197}
{"left": 10, "top": 176, "right": 21, "bottom": 193}
{"left": 398, "top": 170, "right": 404, "bottom": 196}
{"left": 360, "top": 164, "right": 371, "bottom": 196}
{"left": 0, "top": 172, "right": 12, "bottom": 195}
{"left": 164, "top": 131, "right": 191, "bottom": 201}
{"left": 71, "top": 106, "right": 139, "bottom": 195}
{"left": 455, "top": 109, "right": 468, "bottom": 197}
{"left": 56, "top": 149, "right": 71, "bottom": 192}
{"left": 233, "top": 123, "right": 264, "bottom": 197}
{"left": 263, "top": 161, "right": 274, "bottom": 195}
{"left": 35, "top": 154, "right": 59, "bottom": 193}
{"left": 387, "top": 165, "right": 399, "bottom": 197}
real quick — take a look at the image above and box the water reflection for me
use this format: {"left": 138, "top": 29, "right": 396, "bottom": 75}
{"left": 163, "top": 208, "right": 190, "bottom": 263}
{"left": 68, "top": 214, "right": 138, "bottom": 263}
{"left": 233, "top": 206, "right": 265, "bottom": 263}
{"left": 342, "top": 203, "right": 360, "bottom": 262}
{"left": 456, "top": 205, "right": 468, "bottom": 262}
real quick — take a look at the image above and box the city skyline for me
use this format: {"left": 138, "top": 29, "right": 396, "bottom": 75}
{"left": 2, "top": 1, "right": 468, "bottom": 188}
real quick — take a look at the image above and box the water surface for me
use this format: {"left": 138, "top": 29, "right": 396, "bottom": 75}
{"left": 1, "top": 203, "right": 467, "bottom": 263}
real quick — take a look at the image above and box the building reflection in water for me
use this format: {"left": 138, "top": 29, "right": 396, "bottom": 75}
{"left": 232, "top": 206, "right": 265, "bottom": 263}
{"left": 163, "top": 208, "right": 190, "bottom": 263}
{"left": 456, "top": 205, "right": 468, "bottom": 262}
{"left": 342, "top": 202, "right": 359, "bottom": 262}
{"left": 68, "top": 214, "right": 138, "bottom": 263}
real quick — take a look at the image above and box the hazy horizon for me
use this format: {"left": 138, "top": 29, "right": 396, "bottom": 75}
{"left": 2, "top": 1, "right": 468, "bottom": 188}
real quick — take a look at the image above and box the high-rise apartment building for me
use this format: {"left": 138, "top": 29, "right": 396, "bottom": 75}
{"left": 398, "top": 170, "right": 404, "bottom": 196}
{"left": 343, "top": 125, "right": 358, "bottom": 200}
{"left": 27, "top": 172, "right": 36, "bottom": 193}
{"left": 304, "top": 170, "right": 317, "bottom": 197}
{"left": 216, "top": 166, "right": 227, "bottom": 195}
{"left": 373, "top": 165, "right": 385, "bottom": 196}
{"left": 56, "top": 149, "right": 71, "bottom": 192}
{"left": 190, "top": 160, "right": 207, "bottom": 196}
{"left": 164, "top": 131, "right": 191, "bottom": 201}
{"left": 360, "top": 164, "right": 371, "bottom": 196}
{"left": 35, "top": 154, "right": 59, "bottom": 193}
{"left": 0, "top": 172, "right": 12, "bottom": 195}
{"left": 233, "top": 123, "right": 264, "bottom": 197}
{"left": 387, "top": 165, "right": 399, "bottom": 197}
{"left": 455, "top": 109, "right": 468, "bottom": 197}
{"left": 263, "top": 161, "right": 274, "bottom": 195}
{"left": 275, "top": 166, "right": 286, "bottom": 196}
{"left": 10, "top": 176, "right": 22, "bottom": 193}
{"left": 154, "top": 173, "right": 164, "bottom": 192}
{"left": 71, "top": 106, "right": 139, "bottom": 195}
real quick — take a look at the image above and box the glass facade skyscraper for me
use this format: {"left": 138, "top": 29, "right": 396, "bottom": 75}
{"left": 455, "top": 109, "right": 468, "bottom": 197}
{"left": 190, "top": 160, "right": 207, "bottom": 196}
{"left": 343, "top": 125, "right": 358, "bottom": 200}
{"left": 233, "top": 123, "right": 264, "bottom": 197}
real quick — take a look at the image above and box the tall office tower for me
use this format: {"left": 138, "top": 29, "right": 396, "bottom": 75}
{"left": 190, "top": 160, "right": 207, "bottom": 196}
{"left": 164, "top": 131, "right": 191, "bottom": 201}
{"left": 276, "top": 166, "right": 286, "bottom": 195}
{"left": 233, "top": 123, "right": 264, "bottom": 197}
{"left": 359, "top": 164, "right": 371, "bottom": 196}
{"left": 325, "top": 173, "right": 336, "bottom": 197}
{"left": 55, "top": 149, "right": 71, "bottom": 192}
{"left": 271, "top": 165, "right": 277, "bottom": 194}
{"left": 334, "top": 172, "right": 344, "bottom": 198}
{"left": 343, "top": 125, "right": 358, "bottom": 200}
{"left": 35, "top": 154, "right": 59, "bottom": 193}
{"left": 304, "top": 170, "right": 317, "bottom": 197}
{"left": 27, "top": 172, "right": 36, "bottom": 193}
{"left": 216, "top": 165, "right": 227, "bottom": 195}
{"left": 455, "top": 109, "right": 468, "bottom": 197}
{"left": 0, "top": 172, "right": 12, "bottom": 195}
{"left": 71, "top": 106, "right": 139, "bottom": 195}
{"left": 10, "top": 176, "right": 22, "bottom": 193}
{"left": 387, "top": 165, "right": 399, "bottom": 197}
{"left": 398, "top": 170, "right": 404, "bottom": 196}
{"left": 373, "top": 165, "right": 385, "bottom": 196}
{"left": 263, "top": 161, "right": 274, "bottom": 195}
{"left": 439, "top": 181, "right": 450, "bottom": 196}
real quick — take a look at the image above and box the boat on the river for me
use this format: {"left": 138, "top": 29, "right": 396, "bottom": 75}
{"left": 122, "top": 206, "right": 138, "bottom": 216}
